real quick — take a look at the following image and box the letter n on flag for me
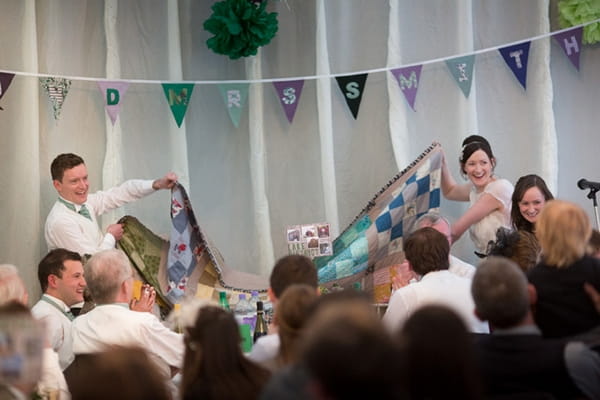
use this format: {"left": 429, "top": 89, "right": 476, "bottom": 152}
{"left": 0, "top": 73, "right": 15, "bottom": 110}
{"left": 391, "top": 65, "right": 422, "bottom": 111}
{"left": 553, "top": 27, "right": 583, "bottom": 71}
{"left": 162, "top": 83, "right": 195, "bottom": 127}
{"left": 97, "top": 81, "right": 130, "bottom": 125}
{"left": 498, "top": 41, "right": 531, "bottom": 90}
{"left": 273, "top": 80, "right": 304, "bottom": 123}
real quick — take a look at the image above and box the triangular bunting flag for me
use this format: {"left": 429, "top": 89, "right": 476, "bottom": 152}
{"left": 97, "top": 81, "right": 130, "bottom": 125}
{"left": 498, "top": 41, "right": 531, "bottom": 90}
{"left": 0, "top": 73, "right": 15, "bottom": 110}
{"left": 391, "top": 65, "right": 423, "bottom": 111}
{"left": 335, "top": 74, "right": 368, "bottom": 119}
{"left": 162, "top": 83, "right": 195, "bottom": 127}
{"left": 40, "top": 77, "right": 72, "bottom": 120}
{"left": 272, "top": 80, "right": 304, "bottom": 123}
{"left": 218, "top": 83, "right": 249, "bottom": 128}
{"left": 445, "top": 55, "right": 475, "bottom": 98}
{"left": 553, "top": 27, "right": 583, "bottom": 71}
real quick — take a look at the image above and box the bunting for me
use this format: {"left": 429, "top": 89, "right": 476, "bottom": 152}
{"left": 0, "top": 73, "right": 15, "bottom": 110}
{"left": 498, "top": 41, "right": 531, "bottom": 90}
{"left": 162, "top": 83, "right": 195, "bottom": 127}
{"left": 391, "top": 65, "right": 423, "bottom": 111}
{"left": 335, "top": 74, "right": 368, "bottom": 119}
{"left": 445, "top": 55, "right": 475, "bottom": 98}
{"left": 40, "top": 77, "right": 72, "bottom": 120}
{"left": 97, "top": 81, "right": 130, "bottom": 125}
{"left": 3, "top": 21, "right": 593, "bottom": 125}
{"left": 273, "top": 80, "right": 304, "bottom": 123}
{"left": 553, "top": 27, "right": 583, "bottom": 70}
{"left": 218, "top": 83, "right": 249, "bottom": 127}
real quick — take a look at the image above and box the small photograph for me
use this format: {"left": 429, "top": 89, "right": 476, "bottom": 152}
{"left": 317, "top": 223, "right": 330, "bottom": 238}
{"left": 287, "top": 228, "right": 301, "bottom": 242}
{"left": 302, "top": 224, "right": 317, "bottom": 238}
{"left": 319, "top": 241, "right": 332, "bottom": 255}
{"left": 307, "top": 238, "right": 319, "bottom": 248}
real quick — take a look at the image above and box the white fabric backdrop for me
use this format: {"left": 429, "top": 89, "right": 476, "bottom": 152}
{"left": 0, "top": 0, "right": 598, "bottom": 302}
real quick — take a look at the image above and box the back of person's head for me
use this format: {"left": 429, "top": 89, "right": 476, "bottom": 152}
{"left": 536, "top": 200, "right": 591, "bottom": 267}
{"left": 459, "top": 135, "right": 495, "bottom": 176}
{"left": 404, "top": 227, "right": 450, "bottom": 275}
{"left": 84, "top": 249, "right": 131, "bottom": 304}
{"left": 0, "top": 264, "right": 28, "bottom": 305}
{"left": 38, "top": 248, "right": 83, "bottom": 293}
{"left": 275, "top": 284, "right": 319, "bottom": 366}
{"left": 397, "top": 304, "right": 482, "bottom": 400}
{"left": 181, "top": 305, "right": 270, "bottom": 400}
{"left": 472, "top": 256, "right": 530, "bottom": 328}
{"left": 299, "top": 294, "right": 402, "bottom": 400}
{"left": 68, "top": 345, "right": 170, "bottom": 400}
{"left": 0, "top": 301, "right": 44, "bottom": 394}
{"left": 51, "top": 153, "right": 85, "bottom": 181}
{"left": 486, "top": 227, "right": 540, "bottom": 272}
{"left": 269, "top": 255, "right": 318, "bottom": 299}
{"left": 511, "top": 174, "right": 554, "bottom": 233}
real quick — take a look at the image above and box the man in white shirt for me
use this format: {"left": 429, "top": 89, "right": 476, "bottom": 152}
{"left": 383, "top": 227, "right": 488, "bottom": 334}
{"left": 31, "top": 248, "right": 86, "bottom": 371}
{"left": 248, "top": 255, "right": 318, "bottom": 363}
{"left": 45, "top": 153, "right": 178, "bottom": 256}
{"left": 70, "top": 249, "right": 184, "bottom": 392}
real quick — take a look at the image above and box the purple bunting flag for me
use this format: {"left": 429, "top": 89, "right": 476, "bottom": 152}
{"left": 335, "top": 74, "right": 368, "bottom": 119}
{"left": 391, "top": 65, "right": 423, "bottom": 111}
{"left": 498, "top": 41, "right": 531, "bottom": 90}
{"left": 97, "top": 81, "right": 130, "bottom": 125}
{"left": 553, "top": 27, "right": 583, "bottom": 71}
{"left": 0, "top": 73, "right": 15, "bottom": 110}
{"left": 273, "top": 80, "right": 304, "bottom": 123}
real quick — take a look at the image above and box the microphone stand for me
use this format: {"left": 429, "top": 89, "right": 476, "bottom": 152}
{"left": 584, "top": 188, "right": 600, "bottom": 230}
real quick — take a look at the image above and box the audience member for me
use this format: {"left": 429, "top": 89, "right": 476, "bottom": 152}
{"left": 0, "top": 302, "right": 43, "bottom": 399}
{"left": 68, "top": 249, "right": 183, "bottom": 394}
{"left": 68, "top": 345, "right": 170, "bottom": 400}
{"left": 472, "top": 256, "right": 600, "bottom": 398}
{"left": 486, "top": 227, "right": 540, "bottom": 272}
{"left": 397, "top": 304, "right": 483, "bottom": 400}
{"left": 249, "top": 255, "right": 318, "bottom": 363}
{"left": 31, "top": 248, "right": 85, "bottom": 370}
{"left": 511, "top": 174, "right": 553, "bottom": 234}
{"left": 181, "top": 305, "right": 270, "bottom": 400}
{"left": 383, "top": 227, "right": 488, "bottom": 333}
{"left": 528, "top": 200, "right": 600, "bottom": 338}
{"left": 45, "top": 152, "right": 177, "bottom": 256}
{"left": 0, "top": 267, "right": 69, "bottom": 398}
{"left": 297, "top": 292, "right": 403, "bottom": 400}
{"left": 440, "top": 135, "right": 513, "bottom": 253}
{"left": 587, "top": 229, "right": 600, "bottom": 258}
{"left": 268, "top": 284, "right": 319, "bottom": 371}
{"left": 415, "top": 212, "right": 476, "bottom": 278}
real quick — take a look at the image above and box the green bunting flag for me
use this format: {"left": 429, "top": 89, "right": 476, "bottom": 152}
{"left": 162, "top": 83, "right": 195, "bottom": 127}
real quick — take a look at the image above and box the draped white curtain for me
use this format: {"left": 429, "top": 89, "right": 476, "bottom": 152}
{"left": 1, "top": 0, "right": 598, "bottom": 302}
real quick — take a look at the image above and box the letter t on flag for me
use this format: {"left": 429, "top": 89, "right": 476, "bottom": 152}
{"left": 498, "top": 41, "right": 531, "bottom": 90}
{"left": 97, "top": 81, "right": 130, "bottom": 125}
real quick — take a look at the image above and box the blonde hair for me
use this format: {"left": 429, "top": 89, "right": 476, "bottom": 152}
{"left": 536, "top": 200, "right": 591, "bottom": 267}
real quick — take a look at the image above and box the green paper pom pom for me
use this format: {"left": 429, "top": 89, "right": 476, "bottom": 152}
{"left": 558, "top": 0, "right": 600, "bottom": 44}
{"left": 204, "top": 0, "right": 279, "bottom": 59}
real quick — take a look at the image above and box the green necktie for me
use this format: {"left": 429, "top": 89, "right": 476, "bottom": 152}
{"left": 78, "top": 204, "right": 92, "bottom": 220}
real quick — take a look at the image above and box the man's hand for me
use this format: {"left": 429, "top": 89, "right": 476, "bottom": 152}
{"left": 391, "top": 261, "right": 419, "bottom": 292}
{"left": 107, "top": 223, "right": 124, "bottom": 241}
{"left": 152, "top": 172, "right": 178, "bottom": 190}
{"left": 584, "top": 283, "right": 600, "bottom": 314}
{"left": 130, "top": 284, "right": 156, "bottom": 313}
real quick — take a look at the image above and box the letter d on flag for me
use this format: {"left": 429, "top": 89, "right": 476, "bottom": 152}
{"left": 97, "top": 81, "right": 130, "bottom": 125}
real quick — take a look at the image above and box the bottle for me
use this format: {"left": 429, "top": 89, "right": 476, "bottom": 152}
{"left": 253, "top": 301, "right": 268, "bottom": 343}
{"left": 234, "top": 294, "right": 254, "bottom": 353}
{"left": 219, "top": 291, "right": 230, "bottom": 311}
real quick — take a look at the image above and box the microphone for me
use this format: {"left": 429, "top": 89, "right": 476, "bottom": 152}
{"left": 577, "top": 178, "right": 600, "bottom": 191}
